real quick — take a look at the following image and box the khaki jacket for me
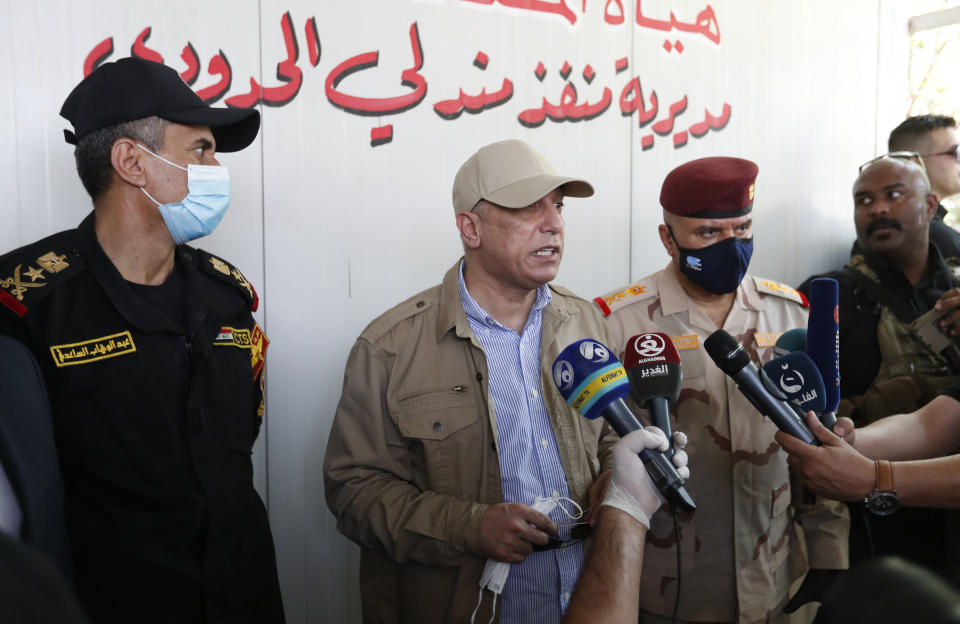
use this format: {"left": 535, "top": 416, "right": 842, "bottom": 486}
{"left": 324, "top": 261, "right": 618, "bottom": 623}
{"left": 597, "top": 263, "right": 849, "bottom": 624}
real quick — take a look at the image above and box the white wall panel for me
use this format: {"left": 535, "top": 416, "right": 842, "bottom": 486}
{"left": 0, "top": 1, "right": 906, "bottom": 623}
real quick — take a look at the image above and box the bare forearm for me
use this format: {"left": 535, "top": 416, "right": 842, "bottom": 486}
{"left": 564, "top": 507, "right": 645, "bottom": 624}
{"left": 892, "top": 455, "right": 960, "bottom": 508}
{"left": 855, "top": 396, "right": 960, "bottom": 461}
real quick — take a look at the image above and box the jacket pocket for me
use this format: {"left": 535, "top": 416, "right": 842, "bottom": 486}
{"left": 395, "top": 385, "right": 483, "bottom": 495}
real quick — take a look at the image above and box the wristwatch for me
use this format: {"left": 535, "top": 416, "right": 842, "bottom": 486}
{"left": 864, "top": 459, "right": 899, "bottom": 515}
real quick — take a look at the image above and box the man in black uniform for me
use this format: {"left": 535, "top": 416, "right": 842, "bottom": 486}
{"left": 0, "top": 58, "right": 284, "bottom": 623}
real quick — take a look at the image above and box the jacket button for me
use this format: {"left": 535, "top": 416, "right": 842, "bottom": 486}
{"left": 433, "top": 422, "right": 443, "bottom": 432}
{"left": 476, "top": 372, "right": 483, "bottom": 381}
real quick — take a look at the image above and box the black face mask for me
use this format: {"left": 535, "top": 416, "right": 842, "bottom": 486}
{"left": 668, "top": 227, "right": 753, "bottom": 294}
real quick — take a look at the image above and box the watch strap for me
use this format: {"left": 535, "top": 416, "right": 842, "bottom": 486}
{"left": 875, "top": 459, "right": 895, "bottom": 492}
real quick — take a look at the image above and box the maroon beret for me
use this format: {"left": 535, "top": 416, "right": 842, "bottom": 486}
{"left": 660, "top": 157, "right": 759, "bottom": 218}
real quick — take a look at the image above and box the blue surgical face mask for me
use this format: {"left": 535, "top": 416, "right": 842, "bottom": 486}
{"left": 137, "top": 144, "right": 230, "bottom": 245}
{"left": 668, "top": 226, "right": 753, "bottom": 294}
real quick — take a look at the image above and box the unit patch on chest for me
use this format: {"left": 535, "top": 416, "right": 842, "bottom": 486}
{"left": 214, "top": 327, "right": 252, "bottom": 349}
{"left": 49, "top": 331, "right": 136, "bottom": 367}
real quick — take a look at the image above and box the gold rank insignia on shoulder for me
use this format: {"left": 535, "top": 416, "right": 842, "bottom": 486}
{"left": 49, "top": 331, "right": 136, "bottom": 367}
{"left": 1, "top": 264, "right": 47, "bottom": 301}
{"left": 592, "top": 281, "right": 654, "bottom": 317}
{"left": 1, "top": 250, "right": 74, "bottom": 317}
{"left": 752, "top": 277, "right": 807, "bottom": 306}
{"left": 209, "top": 257, "right": 231, "bottom": 276}
{"left": 231, "top": 268, "right": 254, "bottom": 301}
{"left": 36, "top": 252, "right": 69, "bottom": 273}
{"left": 214, "top": 326, "right": 252, "bottom": 349}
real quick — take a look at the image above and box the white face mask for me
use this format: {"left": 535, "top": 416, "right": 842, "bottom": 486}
{"left": 470, "top": 495, "right": 583, "bottom": 624}
{"left": 137, "top": 144, "right": 231, "bottom": 245}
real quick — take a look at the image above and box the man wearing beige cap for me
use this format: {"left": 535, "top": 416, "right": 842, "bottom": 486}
{"left": 324, "top": 139, "right": 618, "bottom": 623}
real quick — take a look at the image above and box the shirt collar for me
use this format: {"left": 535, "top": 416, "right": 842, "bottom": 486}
{"left": 657, "top": 260, "right": 756, "bottom": 317}
{"left": 457, "top": 259, "right": 552, "bottom": 330}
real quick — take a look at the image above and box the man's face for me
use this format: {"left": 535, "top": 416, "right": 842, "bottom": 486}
{"left": 922, "top": 127, "right": 960, "bottom": 200}
{"left": 470, "top": 188, "right": 565, "bottom": 293}
{"left": 142, "top": 123, "right": 219, "bottom": 203}
{"left": 853, "top": 158, "right": 935, "bottom": 257}
{"left": 660, "top": 212, "right": 753, "bottom": 256}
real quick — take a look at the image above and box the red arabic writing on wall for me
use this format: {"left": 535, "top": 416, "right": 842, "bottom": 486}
{"left": 82, "top": 6, "right": 730, "bottom": 148}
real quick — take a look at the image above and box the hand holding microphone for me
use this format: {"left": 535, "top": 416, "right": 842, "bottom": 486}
{"left": 552, "top": 339, "right": 695, "bottom": 512}
{"left": 604, "top": 428, "right": 689, "bottom": 527}
{"left": 704, "top": 329, "right": 819, "bottom": 445}
{"left": 622, "top": 331, "right": 683, "bottom": 457}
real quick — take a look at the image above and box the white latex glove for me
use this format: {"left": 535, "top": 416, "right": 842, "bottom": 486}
{"left": 601, "top": 427, "right": 689, "bottom": 528}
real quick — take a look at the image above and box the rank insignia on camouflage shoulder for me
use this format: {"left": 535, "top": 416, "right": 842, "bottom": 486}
{"left": 593, "top": 280, "right": 654, "bottom": 317}
{"left": 752, "top": 276, "right": 808, "bottom": 307}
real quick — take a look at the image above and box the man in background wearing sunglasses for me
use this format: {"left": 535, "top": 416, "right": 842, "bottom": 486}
{"left": 800, "top": 153, "right": 960, "bottom": 584}
{"left": 888, "top": 115, "right": 960, "bottom": 261}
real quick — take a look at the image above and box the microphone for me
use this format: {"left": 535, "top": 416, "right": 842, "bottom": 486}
{"left": 774, "top": 328, "right": 807, "bottom": 356}
{"left": 703, "top": 330, "right": 819, "bottom": 445}
{"left": 622, "top": 332, "right": 682, "bottom": 457}
{"left": 552, "top": 339, "right": 695, "bottom": 512}
{"left": 761, "top": 352, "right": 826, "bottom": 415}
{"left": 807, "top": 278, "right": 840, "bottom": 428}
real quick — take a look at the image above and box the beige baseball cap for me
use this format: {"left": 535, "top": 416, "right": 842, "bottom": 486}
{"left": 452, "top": 139, "right": 594, "bottom": 215}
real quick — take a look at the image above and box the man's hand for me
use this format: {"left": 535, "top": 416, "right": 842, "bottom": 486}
{"left": 934, "top": 287, "right": 960, "bottom": 336}
{"left": 478, "top": 503, "right": 557, "bottom": 563}
{"left": 833, "top": 416, "right": 856, "bottom": 445}
{"left": 775, "top": 412, "right": 875, "bottom": 502}
{"left": 601, "top": 428, "right": 689, "bottom": 527}
{"left": 585, "top": 470, "right": 612, "bottom": 526}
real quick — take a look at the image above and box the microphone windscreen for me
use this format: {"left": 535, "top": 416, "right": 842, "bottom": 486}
{"left": 774, "top": 328, "right": 807, "bottom": 356}
{"left": 807, "top": 278, "right": 840, "bottom": 412}
{"left": 623, "top": 332, "right": 683, "bottom": 404}
{"left": 761, "top": 351, "right": 827, "bottom": 414}
{"left": 704, "top": 329, "right": 751, "bottom": 375}
{"left": 552, "top": 339, "right": 630, "bottom": 419}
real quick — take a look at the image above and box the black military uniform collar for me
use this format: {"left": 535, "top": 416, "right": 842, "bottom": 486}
{"left": 77, "top": 213, "right": 234, "bottom": 336}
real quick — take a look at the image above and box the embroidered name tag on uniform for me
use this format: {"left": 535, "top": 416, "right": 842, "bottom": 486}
{"left": 671, "top": 334, "right": 700, "bottom": 350}
{"left": 214, "top": 327, "right": 252, "bottom": 348}
{"left": 50, "top": 331, "right": 136, "bottom": 367}
{"left": 754, "top": 332, "right": 782, "bottom": 348}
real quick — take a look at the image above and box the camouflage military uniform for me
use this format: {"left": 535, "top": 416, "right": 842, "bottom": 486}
{"left": 596, "top": 262, "right": 850, "bottom": 624}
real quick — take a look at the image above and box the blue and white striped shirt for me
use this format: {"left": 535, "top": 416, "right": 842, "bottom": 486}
{"left": 459, "top": 261, "right": 584, "bottom": 624}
